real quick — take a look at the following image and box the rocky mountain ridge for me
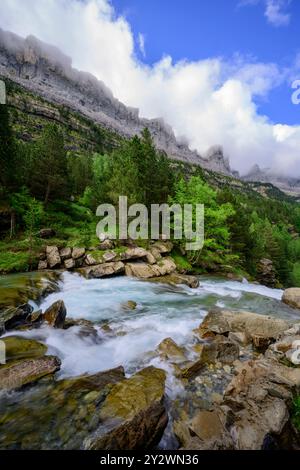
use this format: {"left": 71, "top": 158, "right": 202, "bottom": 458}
{"left": 0, "top": 28, "right": 233, "bottom": 175}
{"left": 243, "top": 164, "right": 300, "bottom": 198}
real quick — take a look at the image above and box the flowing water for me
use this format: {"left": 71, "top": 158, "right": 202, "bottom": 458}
{"left": 1, "top": 271, "right": 298, "bottom": 380}
{"left": 0, "top": 271, "right": 299, "bottom": 449}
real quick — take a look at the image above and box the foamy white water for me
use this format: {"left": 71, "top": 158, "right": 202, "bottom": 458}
{"left": 4, "top": 272, "right": 297, "bottom": 380}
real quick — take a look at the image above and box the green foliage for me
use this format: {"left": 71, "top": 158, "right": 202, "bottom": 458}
{"left": 292, "top": 396, "right": 300, "bottom": 431}
{"left": 107, "top": 128, "right": 174, "bottom": 207}
{"left": 0, "top": 251, "right": 32, "bottom": 274}
{"left": 29, "top": 124, "right": 69, "bottom": 205}
{"left": 170, "top": 176, "right": 236, "bottom": 269}
{"left": 173, "top": 253, "right": 193, "bottom": 272}
{"left": 0, "top": 104, "right": 17, "bottom": 193}
{"left": 1, "top": 103, "right": 300, "bottom": 286}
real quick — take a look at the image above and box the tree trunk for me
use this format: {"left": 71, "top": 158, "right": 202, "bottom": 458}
{"left": 44, "top": 181, "right": 51, "bottom": 207}
{"left": 10, "top": 210, "right": 16, "bottom": 239}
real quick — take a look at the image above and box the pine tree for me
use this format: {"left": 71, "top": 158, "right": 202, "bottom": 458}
{"left": 30, "top": 124, "right": 68, "bottom": 205}
{"left": 0, "top": 105, "right": 16, "bottom": 191}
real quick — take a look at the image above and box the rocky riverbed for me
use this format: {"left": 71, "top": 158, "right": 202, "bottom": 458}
{"left": 0, "top": 269, "right": 300, "bottom": 450}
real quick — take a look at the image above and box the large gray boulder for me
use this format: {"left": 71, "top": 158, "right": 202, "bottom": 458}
{"left": 197, "top": 308, "right": 290, "bottom": 349}
{"left": 282, "top": 288, "right": 300, "bottom": 311}
{"left": 125, "top": 257, "right": 176, "bottom": 279}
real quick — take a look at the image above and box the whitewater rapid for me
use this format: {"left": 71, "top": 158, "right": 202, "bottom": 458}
{"left": 3, "top": 272, "right": 298, "bottom": 380}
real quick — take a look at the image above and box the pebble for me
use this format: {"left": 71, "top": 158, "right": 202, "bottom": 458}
{"left": 223, "top": 365, "right": 231, "bottom": 374}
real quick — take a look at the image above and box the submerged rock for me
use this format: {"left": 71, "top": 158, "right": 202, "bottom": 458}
{"left": 43, "top": 300, "right": 67, "bottom": 328}
{"left": 84, "top": 366, "right": 168, "bottom": 450}
{"left": 282, "top": 288, "right": 300, "bottom": 311}
{"left": 0, "top": 366, "right": 125, "bottom": 449}
{"left": 121, "top": 300, "right": 137, "bottom": 311}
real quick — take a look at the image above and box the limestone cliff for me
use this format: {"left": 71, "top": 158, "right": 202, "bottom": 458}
{"left": 0, "top": 28, "right": 233, "bottom": 175}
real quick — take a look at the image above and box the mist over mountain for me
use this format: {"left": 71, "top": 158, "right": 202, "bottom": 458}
{"left": 1, "top": 0, "right": 300, "bottom": 179}
{"left": 0, "top": 28, "right": 234, "bottom": 175}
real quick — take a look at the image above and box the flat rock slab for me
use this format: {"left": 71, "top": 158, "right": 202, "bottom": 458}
{"left": 0, "top": 355, "right": 61, "bottom": 391}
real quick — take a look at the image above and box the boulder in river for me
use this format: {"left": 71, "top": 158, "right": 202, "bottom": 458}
{"left": 151, "top": 273, "right": 199, "bottom": 289}
{"left": 157, "top": 337, "right": 187, "bottom": 362}
{"left": 84, "top": 366, "right": 168, "bottom": 450}
{"left": 43, "top": 300, "right": 67, "bottom": 328}
{"left": 197, "top": 308, "right": 290, "bottom": 349}
{"left": 2, "top": 336, "right": 47, "bottom": 362}
{"left": 125, "top": 257, "right": 176, "bottom": 279}
{"left": 0, "top": 355, "right": 61, "bottom": 391}
{"left": 121, "top": 300, "right": 137, "bottom": 311}
{"left": 282, "top": 288, "right": 300, "bottom": 311}
{"left": 0, "top": 366, "right": 125, "bottom": 449}
{"left": 0, "top": 303, "right": 34, "bottom": 332}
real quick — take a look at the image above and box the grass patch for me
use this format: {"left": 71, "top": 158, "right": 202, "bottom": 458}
{"left": 173, "top": 253, "right": 193, "bottom": 272}
{"left": 0, "top": 251, "right": 34, "bottom": 274}
{"left": 292, "top": 396, "right": 300, "bottom": 431}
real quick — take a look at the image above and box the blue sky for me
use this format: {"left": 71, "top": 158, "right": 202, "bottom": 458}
{"left": 113, "top": 0, "right": 300, "bottom": 125}
{"left": 1, "top": 0, "right": 300, "bottom": 174}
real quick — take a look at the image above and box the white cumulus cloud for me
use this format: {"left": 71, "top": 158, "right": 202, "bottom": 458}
{"left": 0, "top": 0, "right": 299, "bottom": 176}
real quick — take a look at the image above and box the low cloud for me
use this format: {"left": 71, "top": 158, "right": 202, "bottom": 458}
{"left": 0, "top": 0, "right": 299, "bottom": 176}
{"left": 240, "top": 0, "right": 292, "bottom": 27}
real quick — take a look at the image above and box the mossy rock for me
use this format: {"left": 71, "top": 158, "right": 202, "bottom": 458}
{"left": 2, "top": 336, "right": 47, "bottom": 362}
{"left": 100, "top": 366, "right": 166, "bottom": 420}
{"left": 85, "top": 366, "right": 168, "bottom": 450}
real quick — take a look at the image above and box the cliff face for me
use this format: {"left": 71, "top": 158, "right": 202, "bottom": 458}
{"left": 0, "top": 28, "right": 233, "bottom": 175}
{"left": 243, "top": 165, "right": 300, "bottom": 198}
